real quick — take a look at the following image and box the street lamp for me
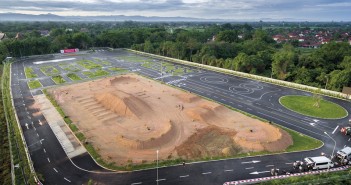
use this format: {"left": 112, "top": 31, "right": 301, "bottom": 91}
{"left": 156, "top": 150, "right": 159, "bottom": 185}
{"left": 324, "top": 132, "right": 336, "bottom": 158}
{"left": 325, "top": 75, "right": 329, "bottom": 90}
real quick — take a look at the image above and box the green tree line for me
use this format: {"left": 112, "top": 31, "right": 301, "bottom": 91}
{"left": 0, "top": 22, "right": 350, "bottom": 91}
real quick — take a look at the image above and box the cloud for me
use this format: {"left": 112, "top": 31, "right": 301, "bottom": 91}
{"left": 0, "top": 0, "right": 350, "bottom": 21}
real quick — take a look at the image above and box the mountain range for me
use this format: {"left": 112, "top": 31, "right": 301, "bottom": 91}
{"left": 0, "top": 13, "right": 225, "bottom": 22}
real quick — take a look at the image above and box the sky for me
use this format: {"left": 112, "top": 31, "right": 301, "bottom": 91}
{"left": 0, "top": 0, "right": 350, "bottom": 21}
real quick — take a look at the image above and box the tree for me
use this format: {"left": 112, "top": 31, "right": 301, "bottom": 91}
{"left": 313, "top": 88, "right": 322, "bottom": 108}
{"left": 72, "top": 32, "right": 91, "bottom": 49}
{"left": 216, "top": 30, "right": 238, "bottom": 43}
{"left": 272, "top": 44, "right": 297, "bottom": 80}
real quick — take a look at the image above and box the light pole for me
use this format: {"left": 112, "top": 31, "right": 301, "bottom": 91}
{"left": 325, "top": 75, "right": 329, "bottom": 90}
{"left": 156, "top": 150, "right": 159, "bottom": 185}
{"left": 324, "top": 132, "right": 336, "bottom": 158}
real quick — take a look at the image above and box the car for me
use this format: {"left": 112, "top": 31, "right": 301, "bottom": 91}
{"left": 341, "top": 127, "right": 351, "bottom": 135}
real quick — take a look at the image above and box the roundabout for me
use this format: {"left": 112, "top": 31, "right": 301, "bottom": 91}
{"left": 279, "top": 95, "right": 348, "bottom": 119}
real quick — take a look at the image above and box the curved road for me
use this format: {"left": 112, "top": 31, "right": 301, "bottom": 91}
{"left": 10, "top": 49, "right": 351, "bottom": 185}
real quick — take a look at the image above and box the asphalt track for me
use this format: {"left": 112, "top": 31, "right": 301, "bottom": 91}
{"left": 10, "top": 49, "right": 351, "bottom": 185}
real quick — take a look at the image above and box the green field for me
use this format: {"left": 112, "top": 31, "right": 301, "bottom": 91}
{"left": 83, "top": 69, "right": 109, "bottom": 78}
{"left": 77, "top": 60, "right": 102, "bottom": 69}
{"left": 59, "top": 64, "right": 81, "bottom": 72}
{"left": 94, "top": 58, "right": 111, "bottom": 66}
{"left": 280, "top": 95, "right": 348, "bottom": 119}
{"left": 24, "top": 67, "right": 37, "bottom": 78}
{"left": 40, "top": 66, "right": 60, "bottom": 76}
{"left": 27, "top": 80, "right": 42, "bottom": 89}
{"left": 52, "top": 75, "right": 66, "bottom": 84}
{"left": 108, "top": 67, "right": 127, "bottom": 72}
{"left": 67, "top": 73, "right": 81, "bottom": 81}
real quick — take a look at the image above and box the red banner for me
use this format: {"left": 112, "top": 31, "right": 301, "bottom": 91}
{"left": 60, "top": 48, "right": 79, "bottom": 53}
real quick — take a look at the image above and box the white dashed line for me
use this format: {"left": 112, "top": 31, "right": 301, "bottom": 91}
{"left": 202, "top": 172, "right": 212, "bottom": 175}
{"left": 64, "top": 177, "right": 71, "bottom": 183}
{"left": 156, "top": 179, "right": 166, "bottom": 182}
{"left": 225, "top": 169, "right": 234, "bottom": 172}
{"left": 37, "top": 133, "right": 39, "bottom": 137}
{"left": 53, "top": 168, "right": 58, "bottom": 173}
{"left": 332, "top": 126, "right": 339, "bottom": 134}
{"left": 43, "top": 148, "right": 46, "bottom": 153}
{"left": 266, "top": 165, "right": 274, "bottom": 167}
{"left": 179, "top": 175, "right": 189, "bottom": 178}
{"left": 47, "top": 158, "right": 50, "bottom": 163}
{"left": 131, "top": 182, "right": 142, "bottom": 185}
{"left": 40, "top": 140, "right": 43, "bottom": 144}
{"left": 245, "top": 167, "right": 254, "bottom": 170}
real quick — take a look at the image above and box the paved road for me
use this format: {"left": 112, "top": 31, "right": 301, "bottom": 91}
{"left": 10, "top": 49, "right": 351, "bottom": 185}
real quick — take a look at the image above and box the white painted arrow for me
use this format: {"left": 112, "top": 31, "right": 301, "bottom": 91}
{"left": 309, "top": 123, "right": 316, "bottom": 126}
{"left": 25, "top": 123, "right": 29, "bottom": 129}
{"left": 241, "top": 160, "right": 261, "bottom": 164}
{"left": 250, "top": 171, "right": 270, "bottom": 175}
{"left": 313, "top": 119, "right": 319, "bottom": 122}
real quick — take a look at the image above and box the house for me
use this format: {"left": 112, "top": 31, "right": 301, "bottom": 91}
{"left": 238, "top": 34, "right": 244, "bottom": 39}
{"left": 39, "top": 30, "right": 50, "bottom": 36}
{"left": 272, "top": 35, "right": 286, "bottom": 43}
{"left": 15, "top": 32, "right": 23, "bottom": 40}
{"left": 65, "top": 28, "right": 73, "bottom": 32}
{"left": 0, "top": 32, "right": 6, "bottom": 41}
{"left": 321, "top": 38, "right": 331, "bottom": 44}
{"left": 298, "top": 37, "right": 305, "bottom": 42}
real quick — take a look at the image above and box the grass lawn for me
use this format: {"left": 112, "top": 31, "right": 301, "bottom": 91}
{"left": 95, "top": 58, "right": 111, "bottom": 66}
{"left": 27, "top": 80, "right": 42, "bottom": 89}
{"left": 59, "top": 64, "right": 81, "bottom": 72}
{"left": 83, "top": 69, "right": 109, "bottom": 78}
{"left": 108, "top": 67, "right": 127, "bottom": 72}
{"left": 280, "top": 95, "right": 348, "bottom": 119}
{"left": 77, "top": 60, "right": 102, "bottom": 70}
{"left": 284, "top": 127, "right": 322, "bottom": 152}
{"left": 40, "top": 66, "right": 60, "bottom": 76}
{"left": 24, "top": 67, "right": 38, "bottom": 78}
{"left": 67, "top": 73, "right": 81, "bottom": 81}
{"left": 52, "top": 75, "right": 66, "bottom": 84}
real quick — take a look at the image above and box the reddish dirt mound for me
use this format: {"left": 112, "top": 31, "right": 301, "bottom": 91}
{"left": 176, "top": 126, "right": 240, "bottom": 159}
{"left": 94, "top": 91, "right": 152, "bottom": 118}
{"left": 175, "top": 93, "right": 200, "bottom": 103}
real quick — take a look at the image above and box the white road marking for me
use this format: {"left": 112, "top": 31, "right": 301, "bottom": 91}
{"left": 47, "top": 158, "right": 50, "bottom": 163}
{"left": 40, "top": 140, "right": 43, "bottom": 144}
{"left": 156, "top": 179, "right": 166, "bottom": 182}
{"left": 64, "top": 177, "right": 71, "bottom": 183}
{"left": 202, "top": 172, "right": 212, "bottom": 175}
{"left": 241, "top": 160, "right": 260, "bottom": 164}
{"left": 37, "top": 133, "right": 39, "bottom": 137}
{"left": 250, "top": 171, "right": 271, "bottom": 175}
{"left": 245, "top": 167, "right": 254, "bottom": 170}
{"left": 266, "top": 165, "right": 274, "bottom": 167}
{"left": 131, "top": 182, "right": 142, "bottom": 185}
{"left": 349, "top": 138, "right": 351, "bottom": 142}
{"left": 53, "top": 168, "right": 58, "bottom": 173}
{"left": 332, "top": 126, "right": 339, "bottom": 134}
{"left": 224, "top": 169, "right": 234, "bottom": 172}
{"left": 43, "top": 148, "right": 46, "bottom": 153}
{"left": 179, "top": 175, "right": 189, "bottom": 178}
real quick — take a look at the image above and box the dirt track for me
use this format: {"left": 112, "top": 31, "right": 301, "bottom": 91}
{"left": 48, "top": 74, "right": 292, "bottom": 165}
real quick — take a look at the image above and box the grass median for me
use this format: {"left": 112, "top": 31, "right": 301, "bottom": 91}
{"left": 280, "top": 95, "right": 348, "bottom": 119}
{"left": 28, "top": 80, "right": 42, "bottom": 89}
